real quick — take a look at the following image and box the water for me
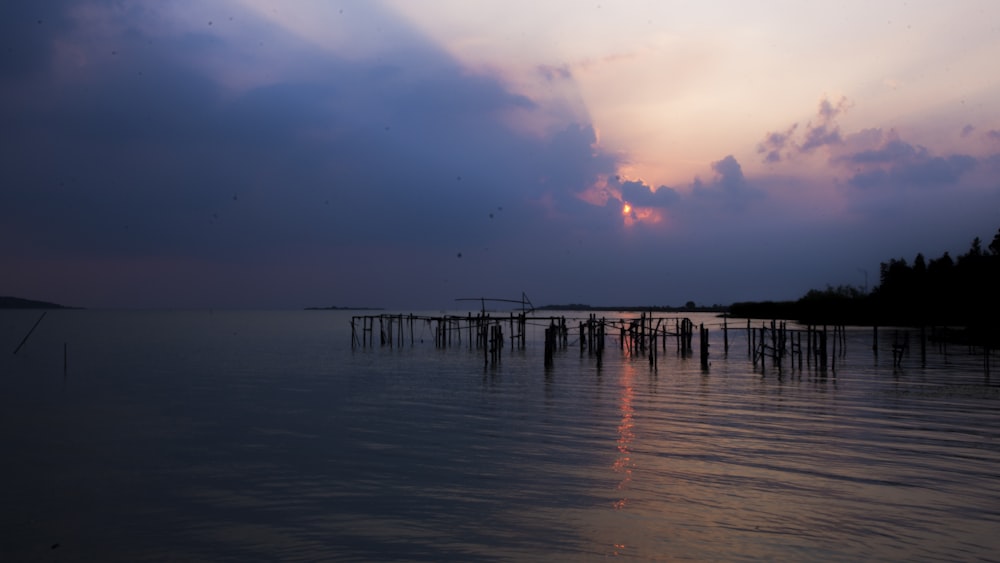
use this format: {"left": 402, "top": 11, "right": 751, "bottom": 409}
{"left": 1, "top": 310, "right": 998, "bottom": 561}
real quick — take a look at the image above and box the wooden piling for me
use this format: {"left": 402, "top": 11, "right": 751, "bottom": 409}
{"left": 596, "top": 319, "right": 604, "bottom": 368}
{"left": 723, "top": 314, "right": 729, "bottom": 354}
{"left": 13, "top": 312, "right": 47, "bottom": 355}
{"left": 920, "top": 326, "right": 927, "bottom": 367}
{"left": 544, "top": 327, "right": 554, "bottom": 368}
{"left": 700, "top": 324, "right": 709, "bottom": 368}
{"left": 797, "top": 332, "right": 803, "bottom": 371}
{"left": 819, "top": 328, "right": 828, "bottom": 371}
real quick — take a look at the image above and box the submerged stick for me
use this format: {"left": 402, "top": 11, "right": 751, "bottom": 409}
{"left": 13, "top": 312, "right": 47, "bottom": 355}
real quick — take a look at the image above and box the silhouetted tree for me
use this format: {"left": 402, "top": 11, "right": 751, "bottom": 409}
{"left": 731, "top": 226, "right": 999, "bottom": 341}
{"left": 989, "top": 228, "right": 1000, "bottom": 256}
{"left": 867, "top": 230, "right": 1000, "bottom": 334}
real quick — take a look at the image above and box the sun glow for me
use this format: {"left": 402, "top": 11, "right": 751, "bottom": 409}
{"left": 622, "top": 203, "right": 632, "bottom": 215}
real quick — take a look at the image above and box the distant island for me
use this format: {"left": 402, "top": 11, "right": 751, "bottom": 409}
{"left": 0, "top": 296, "right": 78, "bottom": 309}
{"left": 304, "top": 305, "right": 384, "bottom": 311}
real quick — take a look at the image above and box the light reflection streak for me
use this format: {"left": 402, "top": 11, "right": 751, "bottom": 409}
{"left": 612, "top": 363, "right": 635, "bottom": 510}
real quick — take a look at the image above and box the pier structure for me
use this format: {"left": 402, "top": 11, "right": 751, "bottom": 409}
{"left": 349, "top": 309, "right": 995, "bottom": 376}
{"left": 350, "top": 311, "right": 699, "bottom": 369}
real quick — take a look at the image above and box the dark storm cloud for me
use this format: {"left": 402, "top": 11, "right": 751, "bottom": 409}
{"left": 0, "top": 1, "right": 632, "bottom": 307}
{"left": 539, "top": 124, "right": 616, "bottom": 198}
{"left": 0, "top": 2, "right": 77, "bottom": 79}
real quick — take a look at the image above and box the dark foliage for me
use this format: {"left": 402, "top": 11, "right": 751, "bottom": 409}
{"left": 731, "top": 227, "right": 1000, "bottom": 343}
{"left": 872, "top": 228, "right": 1000, "bottom": 335}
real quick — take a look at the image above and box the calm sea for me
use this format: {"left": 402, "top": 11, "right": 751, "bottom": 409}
{"left": 1, "top": 309, "right": 998, "bottom": 562}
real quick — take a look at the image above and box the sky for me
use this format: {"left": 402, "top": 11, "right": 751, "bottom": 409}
{"left": 2, "top": 1, "right": 999, "bottom": 310}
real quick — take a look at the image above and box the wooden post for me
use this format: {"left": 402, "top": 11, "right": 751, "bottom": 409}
{"left": 759, "top": 325, "right": 766, "bottom": 373}
{"left": 700, "top": 324, "right": 709, "bottom": 368}
{"left": 14, "top": 312, "right": 47, "bottom": 355}
{"left": 770, "top": 320, "right": 777, "bottom": 367}
{"left": 820, "top": 327, "right": 828, "bottom": 370}
{"left": 797, "top": 332, "right": 803, "bottom": 371}
{"left": 723, "top": 314, "right": 729, "bottom": 354}
{"left": 920, "top": 326, "right": 927, "bottom": 367}
{"left": 544, "top": 327, "right": 554, "bottom": 368}
{"left": 653, "top": 319, "right": 661, "bottom": 368}
{"left": 596, "top": 320, "right": 604, "bottom": 368}
{"left": 831, "top": 327, "right": 837, "bottom": 372}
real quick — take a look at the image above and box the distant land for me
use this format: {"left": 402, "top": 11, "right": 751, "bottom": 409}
{"left": 304, "top": 305, "right": 384, "bottom": 311}
{"left": 731, "top": 226, "right": 1000, "bottom": 346}
{"left": 0, "top": 296, "right": 78, "bottom": 309}
{"left": 539, "top": 303, "right": 728, "bottom": 313}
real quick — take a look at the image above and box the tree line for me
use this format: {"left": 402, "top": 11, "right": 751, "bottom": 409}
{"left": 730, "top": 227, "right": 1000, "bottom": 341}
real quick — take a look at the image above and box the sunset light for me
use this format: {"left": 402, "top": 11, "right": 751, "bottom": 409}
{"left": 2, "top": 1, "right": 998, "bottom": 311}
{"left": 3, "top": 4, "right": 1000, "bottom": 560}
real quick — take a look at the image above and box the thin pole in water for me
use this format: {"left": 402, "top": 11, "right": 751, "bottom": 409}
{"left": 13, "top": 312, "right": 47, "bottom": 355}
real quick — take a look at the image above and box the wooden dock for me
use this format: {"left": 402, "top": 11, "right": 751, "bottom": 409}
{"left": 350, "top": 310, "right": 995, "bottom": 376}
{"left": 350, "top": 311, "right": 700, "bottom": 369}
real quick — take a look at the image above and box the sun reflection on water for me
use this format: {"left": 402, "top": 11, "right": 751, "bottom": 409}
{"left": 612, "top": 363, "right": 635, "bottom": 510}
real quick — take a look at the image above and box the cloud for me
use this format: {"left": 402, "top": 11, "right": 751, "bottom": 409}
{"left": 0, "top": 2, "right": 77, "bottom": 79}
{"left": 689, "top": 155, "right": 763, "bottom": 210}
{"left": 847, "top": 154, "right": 977, "bottom": 190}
{"left": 801, "top": 96, "right": 850, "bottom": 152}
{"left": 538, "top": 64, "right": 572, "bottom": 81}
{"left": 757, "top": 96, "right": 849, "bottom": 162}
{"left": 616, "top": 178, "right": 680, "bottom": 208}
{"left": 711, "top": 155, "right": 747, "bottom": 191}
{"left": 837, "top": 131, "right": 977, "bottom": 191}
{"left": 3, "top": 4, "right": 999, "bottom": 310}
{"left": 756, "top": 124, "right": 798, "bottom": 163}
{"left": 987, "top": 129, "right": 1000, "bottom": 143}
{"left": 0, "top": 1, "right": 640, "bottom": 307}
